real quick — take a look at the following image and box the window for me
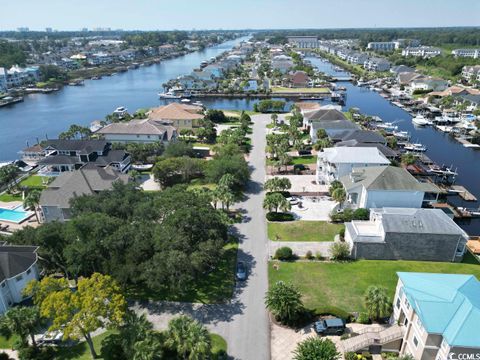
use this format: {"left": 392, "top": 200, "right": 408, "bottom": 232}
{"left": 1, "top": 283, "right": 5, "bottom": 288}
{"left": 396, "top": 298, "right": 401, "bottom": 309}
{"left": 413, "top": 336, "right": 418, "bottom": 347}
{"left": 16, "top": 275, "right": 23, "bottom": 282}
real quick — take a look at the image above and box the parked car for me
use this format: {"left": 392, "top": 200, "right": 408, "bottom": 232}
{"left": 236, "top": 261, "right": 247, "bottom": 281}
{"left": 314, "top": 318, "right": 346, "bottom": 336}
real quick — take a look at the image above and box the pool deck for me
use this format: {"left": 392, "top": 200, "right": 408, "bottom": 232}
{"left": 0, "top": 201, "right": 39, "bottom": 233}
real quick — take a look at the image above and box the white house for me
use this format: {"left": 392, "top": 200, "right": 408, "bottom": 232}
{"left": 0, "top": 244, "right": 40, "bottom": 314}
{"left": 287, "top": 36, "right": 318, "bottom": 49}
{"left": 367, "top": 42, "right": 397, "bottom": 51}
{"left": 363, "top": 58, "right": 390, "bottom": 72}
{"left": 316, "top": 147, "right": 389, "bottom": 185}
{"left": 340, "top": 166, "right": 439, "bottom": 209}
{"left": 452, "top": 49, "right": 480, "bottom": 59}
{"left": 96, "top": 119, "right": 177, "bottom": 144}
{"left": 402, "top": 46, "right": 441, "bottom": 58}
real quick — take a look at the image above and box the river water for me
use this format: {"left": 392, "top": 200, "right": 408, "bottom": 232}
{"left": 1, "top": 42, "right": 479, "bottom": 233}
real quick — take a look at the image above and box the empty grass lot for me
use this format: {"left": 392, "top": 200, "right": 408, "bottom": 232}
{"left": 268, "top": 221, "right": 343, "bottom": 242}
{"left": 268, "top": 260, "right": 480, "bottom": 313}
{"left": 290, "top": 156, "right": 317, "bottom": 165}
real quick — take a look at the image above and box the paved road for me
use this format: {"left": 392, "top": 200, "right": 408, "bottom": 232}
{"left": 133, "top": 114, "right": 271, "bottom": 360}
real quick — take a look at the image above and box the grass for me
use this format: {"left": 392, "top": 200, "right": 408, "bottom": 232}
{"left": 290, "top": 156, "right": 317, "bottom": 165}
{"left": 191, "top": 142, "right": 212, "bottom": 149}
{"left": 268, "top": 221, "right": 343, "bottom": 242}
{"left": 53, "top": 331, "right": 113, "bottom": 360}
{"left": 0, "top": 193, "right": 22, "bottom": 202}
{"left": 268, "top": 260, "right": 480, "bottom": 313}
{"left": 128, "top": 240, "right": 238, "bottom": 303}
{"left": 210, "top": 333, "right": 228, "bottom": 357}
{"left": 0, "top": 334, "right": 19, "bottom": 349}
{"left": 187, "top": 181, "right": 217, "bottom": 191}
{"left": 271, "top": 87, "right": 329, "bottom": 94}
{"left": 19, "top": 175, "right": 48, "bottom": 189}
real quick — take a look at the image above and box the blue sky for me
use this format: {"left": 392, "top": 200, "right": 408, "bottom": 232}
{"left": 1, "top": 0, "right": 479, "bottom": 31}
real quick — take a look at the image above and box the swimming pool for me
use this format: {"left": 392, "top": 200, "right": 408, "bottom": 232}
{"left": 0, "top": 206, "right": 33, "bottom": 223}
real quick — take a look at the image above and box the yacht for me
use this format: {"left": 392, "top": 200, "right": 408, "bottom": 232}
{"left": 113, "top": 107, "right": 128, "bottom": 116}
{"left": 376, "top": 122, "right": 398, "bottom": 131}
{"left": 158, "top": 91, "right": 181, "bottom": 99}
{"left": 412, "top": 115, "right": 430, "bottom": 126}
{"left": 192, "top": 101, "right": 204, "bottom": 107}
{"left": 404, "top": 143, "right": 427, "bottom": 152}
{"left": 392, "top": 130, "right": 410, "bottom": 140}
{"left": 181, "top": 98, "right": 191, "bottom": 103}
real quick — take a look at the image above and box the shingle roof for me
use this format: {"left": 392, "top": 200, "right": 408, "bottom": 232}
{"left": 304, "top": 109, "right": 347, "bottom": 121}
{"left": 294, "top": 102, "right": 322, "bottom": 112}
{"left": 332, "top": 130, "right": 386, "bottom": 143}
{"left": 97, "top": 119, "right": 176, "bottom": 140}
{"left": 43, "top": 139, "right": 108, "bottom": 154}
{"left": 148, "top": 103, "right": 204, "bottom": 121}
{"left": 312, "top": 120, "right": 360, "bottom": 131}
{"left": 320, "top": 147, "right": 390, "bottom": 164}
{"left": 335, "top": 140, "right": 397, "bottom": 158}
{"left": 40, "top": 167, "right": 130, "bottom": 208}
{"left": 0, "top": 245, "right": 38, "bottom": 282}
{"left": 341, "top": 166, "right": 439, "bottom": 192}
{"left": 398, "top": 272, "right": 480, "bottom": 348}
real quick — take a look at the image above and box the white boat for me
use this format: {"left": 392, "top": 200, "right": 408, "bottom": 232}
{"left": 131, "top": 164, "right": 154, "bottom": 171}
{"left": 393, "top": 130, "right": 410, "bottom": 140}
{"left": 377, "top": 122, "right": 398, "bottom": 131}
{"left": 428, "top": 165, "right": 457, "bottom": 176}
{"left": 113, "top": 107, "right": 128, "bottom": 116}
{"left": 158, "top": 91, "right": 181, "bottom": 99}
{"left": 458, "top": 207, "right": 480, "bottom": 217}
{"left": 436, "top": 125, "right": 453, "bottom": 133}
{"left": 192, "top": 101, "right": 204, "bottom": 107}
{"left": 412, "top": 115, "right": 430, "bottom": 126}
{"left": 181, "top": 98, "right": 191, "bottom": 103}
{"left": 404, "top": 143, "right": 427, "bottom": 152}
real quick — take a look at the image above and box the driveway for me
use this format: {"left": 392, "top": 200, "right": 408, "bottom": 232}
{"left": 133, "top": 114, "right": 271, "bottom": 360}
{"left": 269, "top": 241, "right": 334, "bottom": 258}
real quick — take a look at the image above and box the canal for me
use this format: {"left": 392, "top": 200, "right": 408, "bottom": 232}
{"left": 309, "top": 57, "right": 480, "bottom": 234}
{"left": 0, "top": 36, "right": 250, "bottom": 162}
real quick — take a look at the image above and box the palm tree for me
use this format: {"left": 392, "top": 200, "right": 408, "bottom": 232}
{"left": 331, "top": 187, "right": 346, "bottom": 207}
{"left": 120, "top": 311, "right": 153, "bottom": 359}
{"left": 271, "top": 113, "right": 278, "bottom": 127}
{"left": 265, "top": 281, "right": 304, "bottom": 324}
{"left": 364, "top": 285, "right": 392, "bottom": 321}
{"left": 263, "top": 193, "right": 291, "bottom": 214}
{"left": 293, "top": 337, "right": 340, "bottom": 360}
{"left": 0, "top": 306, "right": 42, "bottom": 348}
{"left": 133, "top": 331, "right": 164, "bottom": 360}
{"left": 165, "top": 315, "right": 211, "bottom": 360}
{"left": 23, "top": 189, "right": 42, "bottom": 222}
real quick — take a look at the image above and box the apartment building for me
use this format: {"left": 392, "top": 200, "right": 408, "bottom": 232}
{"left": 364, "top": 58, "right": 391, "bottom": 72}
{"left": 452, "top": 49, "right": 480, "bottom": 59}
{"left": 393, "top": 272, "right": 480, "bottom": 360}
{"left": 367, "top": 42, "right": 397, "bottom": 51}
{"left": 287, "top": 36, "right": 319, "bottom": 48}
{"left": 402, "top": 47, "right": 441, "bottom": 58}
{"left": 461, "top": 65, "right": 480, "bottom": 82}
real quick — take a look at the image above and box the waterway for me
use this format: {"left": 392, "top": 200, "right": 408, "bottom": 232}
{"left": 0, "top": 36, "right": 250, "bottom": 162}
{"left": 309, "top": 56, "right": 480, "bottom": 235}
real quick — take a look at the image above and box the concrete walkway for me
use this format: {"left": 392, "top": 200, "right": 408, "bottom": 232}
{"left": 269, "top": 240, "right": 334, "bottom": 258}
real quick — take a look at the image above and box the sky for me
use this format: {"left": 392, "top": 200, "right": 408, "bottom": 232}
{"left": 1, "top": 0, "right": 479, "bottom": 31}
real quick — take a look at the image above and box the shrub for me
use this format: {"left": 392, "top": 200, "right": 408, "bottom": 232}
{"left": 344, "top": 352, "right": 358, "bottom": 360}
{"left": 305, "top": 250, "right": 314, "bottom": 260}
{"left": 357, "top": 312, "right": 371, "bottom": 324}
{"left": 362, "top": 351, "right": 373, "bottom": 360}
{"left": 353, "top": 208, "right": 370, "bottom": 220}
{"left": 329, "top": 242, "right": 351, "bottom": 261}
{"left": 314, "top": 306, "right": 352, "bottom": 321}
{"left": 266, "top": 212, "right": 294, "bottom": 222}
{"left": 338, "top": 227, "right": 345, "bottom": 240}
{"left": 315, "top": 251, "right": 324, "bottom": 260}
{"left": 275, "top": 246, "right": 294, "bottom": 260}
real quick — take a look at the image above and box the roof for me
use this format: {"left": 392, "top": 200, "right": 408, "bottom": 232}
{"left": 397, "top": 272, "right": 480, "bottom": 348}
{"left": 398, "top": 72, "right": 425, "bottom": 84}
{"left": 289, "top": 71, "right": 309, "bottom": 84}
{"left": 375, "top": 208, "right": 467, "bottom": 236}
{"left": 40, "top": 167, "right": 130, "bottom": 209}
{"left": 320, "top": 147, "right": 390, "bottom": 165}
{"left": 304, "top": 109, "right": 347, "bottom": 121}
{"left": 21, "top": 144, "right": 44, "bottom": 153}
{"left": 312, "top": 120, "right": 360, "bottom": 131}
{"left": 335, "top": 140, "right": 397, "bottom": 158}
{"left": 341, "top": 166, "right": 439, "bottom": 193}
{"left": 97, "top": 119, "right": 176, "bottom": 140}
{"left": 0, "top": 245, "right": 38, "bottom": 282}
{"left": 332, "top": 130, "right": 386, "bottom": 144}
{"left": 391, "top": 65, "right": 415, "bottom": 74}
{"left": 295, "top": 102, "right": 322, "bottom": 112}
{"left": 43, "top": 139, "right": 108, "bottom": 155}
{"left": 148, "top": 103, "right": 204, "bottom": 121}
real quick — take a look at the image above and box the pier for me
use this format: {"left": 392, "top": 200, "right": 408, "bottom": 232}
{"left": 450, "top": 185, "right": 478, "bottom": 201}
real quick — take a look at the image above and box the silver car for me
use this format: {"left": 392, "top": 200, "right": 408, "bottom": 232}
{"left": 236, "top": 261, "right": 247, "bottom": 281}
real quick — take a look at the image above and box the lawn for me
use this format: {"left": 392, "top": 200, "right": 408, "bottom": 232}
{"left": 128, "top": 241, "right": 238, "bottom": 303}
{"left": 268, "top": 260, "right": 480, "bottom": 313}
{"left": 0, "top": 192, "right": 22, "bottom": 202}
{"left": 210, "top": 333, "right": 228, "bottom": 357}
{"left": 271, "top": 87, "right": 329, "bottom": 94}
{"left": 290, "top": 156, "right": 317, "bottom": 165}
{"left": 19, "top": 175, "right": 48, "bottom": 188}
{"left": 54, "top": 331, "right": 113, "bottom": 360}
{"left": 0, "top": 334, "right": 19, "bottom": 349}
{"left": 268, "top": 221, "right": 343, "bottom": 242}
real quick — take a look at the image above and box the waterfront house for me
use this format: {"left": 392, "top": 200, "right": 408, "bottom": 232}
{"left": 148, "top": 103, "right": 204, "bottom": 129}
{"left": 158, "top": 44, "right": 177, "bottom": 56}
{"left": 0, "top": 68, "right": 7, "bottom": 91}
{"left": 287, "top": 71, "right": 310, "bottom": 88}
{"left": 310, "top": 120, "right": 360, "bottom": 142}
{"left": 38, "top": 139, "right": 131, "bottom": 174}
{"left": 271, "top": 55, "right": 293, "bottom": 74}
{"left": 39, "top": 166, "right": 130, "bottom": 222}
{"left": 452, "top": 48, "right": 480, "bottom": 59}
{"left": 410, "top": 77, "right": 448, "bottom": 94}
{"left": 294, "top": 102, "right": 323, "bottom": 115}
{"left": 87, "top": 52, "right": 114, "bottom": 65}
{"left": 316, "top": 147, "right": 389, "bottom": 184}
{"left": 330, "top": 129, "right": 386, "bottom": 145}
{"left": 335, "top": 140, "right": 397, "bottom": 160}
{"left": 345, "top": 208, "right": 467, "bottom": 262}
{"left": 346, "top": 52, "right": 369, "bottom": 65}
{"left": 303, "top": 108, "right": 347, "bottom": 128}
{"left": 390, "top": 65, "right": 415, "bottom": 75}
{"left": 392, "top": 272, "right": 480, "bottom": 358}
{"left": 4, "top": 65, "right": 40, "bottom": 88}
{"left": 0, "top": 244, "right": 40, "bottom": 314}
{"left": 19, "top": 144, "right": 47, "bottom": 164}
{"left": 363, "top": 58, "right": 391, "bottom": 72}
{"left": 287, "top": 36, "right": 319, "bottom": 49}
{"left": 340, "top": 166, "right": 439, "bottom": 209}
{"left": 397, "top": 72, "right": 426, "bottom": 86}
{"left": 367, "top": 42, "right": 397, "bottom": 51}
{"left": 461, "top": 65, "right": 480, "bottom": 82}
{"left": 402, "top": 46, "right": 441, "bottom": 58}
{"left": 96, "top": 119, "right": 177, "bottom": 144}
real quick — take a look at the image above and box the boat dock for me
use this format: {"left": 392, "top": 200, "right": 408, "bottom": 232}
{"left": 450, "top": 185, "right": 477, "bottom": 201}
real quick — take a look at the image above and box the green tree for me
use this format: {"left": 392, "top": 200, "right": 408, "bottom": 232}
{"left": 0, "top": 164, "right": 18, "bottom": 191}
{"left": 24, "top": 273, "right": 127, "bottom": 359}
{"left": 401, "top": 153, "right": 416, "bottom": 166}
{"left": 293, "top": 337, "right": 340, "bottom": 360}
{"left": 331, "top": 187, "right": 346, "bottom": 205}
{"left": 264, "top": 177, "right": 292, "bottom": 193}
{"left": 163, "top": 141, "right": 195, "bottom": 158}
{"left": 271, "top": 113, "right": 278, "bottom": 127}
{"left": 312, "top": 138, "right": 332, "bottom": 151}
{"left": 0, "top": 306, "right": 42, "bottom": 348}
{"left": 205, "top": 109, "right": 227, "bottom": 123}
{"left": 263, "top": 192, "right": 291, "bottom": 213}
{"left": 133, "top": 331, "right": 164, "bottom": 360}
{"left": 265, "top": 281, "right": 304, "bottom": 325}
{"left": 165, "top": 315, "right": 211, "bottom": 360}
{"left": 328, "top": 180, "right": 343, "bottom": 195}
{"left": 364, "top": 286, "right": 392, "bottom": 321}
{"left": 316, "top": 128, "right": 328, "bottom": 140}
{"left": 23, "top": 189, "right": 42, "bottom": 223}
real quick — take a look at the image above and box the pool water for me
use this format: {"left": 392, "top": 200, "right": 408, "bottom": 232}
{"left": 0, "top": 207, "right": 32, "bottom": 223}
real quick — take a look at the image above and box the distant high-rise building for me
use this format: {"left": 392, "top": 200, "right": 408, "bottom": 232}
{"left": 82, "top": 28, "right": 88, "bottom": 32}
{"left": 17, "top": 27, "right": 29, "bottom": 32}
{"left": 45, "top": 27, "right": 53, "bottom": 32}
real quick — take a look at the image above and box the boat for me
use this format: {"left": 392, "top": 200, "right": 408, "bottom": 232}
{"left": 404, "top": 143, "right": 427, "bottom": 152}
{"left": 376, "top": 122, "right": 398, "bottom": 131}
{"left": 435, "top": 125, "right": 453, "bottom": 133}
{"left": 200, "top": 60, "right": 208, "bottom": 68}
{"left": 181, "top": 91, "right": 192, "bottom": 98}
{"left": 192, "top": 101, "right": 204, "bottom": 107}
{"left": 158, "top": 91, "right": 181, "bottom": 99}
{"left": 131, "top": 164, "right": 154, "bottom": 171}
{"left": 412, "top": 115, "right": 430, "bottom": 126}
{"left": 181, "top": 98, "right": 191, "bottom": 103}
{"left": 392, "top": 130, "right": 410, "bottom": 140}
{"left": 428, "top": 165, "right": 457, "bottom": 176}
{"left": 91, "top": 76, "right": 101, "bottom": 80}
{"left": 113, "top": 107, "right": 128, "bottom": 117}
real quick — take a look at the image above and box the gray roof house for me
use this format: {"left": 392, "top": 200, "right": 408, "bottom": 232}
{"left": 96, "top": 119, "right": 178, "bottom": 144}
{"left": 303, "top": 108, "right": 346, "bottom": 127}
{"left": 0, "top": 244, "right": 40, "bottom": 314}
{"left": 340, "top": 166, "right": 439, "bottom": 209}
{"left": 335, "top": 140, "right": 398, "bottom": 159}
{"left": 310, "top": 120, "right": 360, "bottom": 142}
{"left": 39, "top": 166, "right": 130, "bottom": 223}
{"left": 330, "top": 129, "right": 386, "bottom": 144}
{"left": 344, "top": 207, "right": 468, "bottom": 262}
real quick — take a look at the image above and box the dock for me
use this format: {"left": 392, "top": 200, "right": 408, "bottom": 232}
{"left": 451, "top": 185, "right": 477, "bottom": 201}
